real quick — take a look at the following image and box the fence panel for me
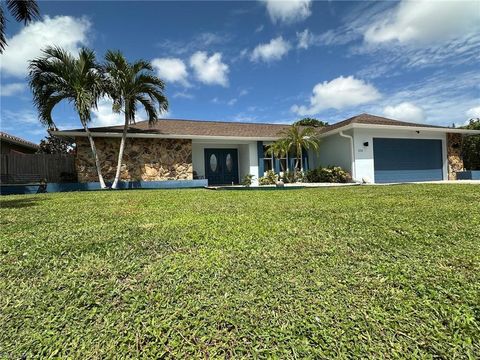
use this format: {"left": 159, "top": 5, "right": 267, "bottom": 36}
{"left": 0, "top": 154, "right": 76, "bottom": 183}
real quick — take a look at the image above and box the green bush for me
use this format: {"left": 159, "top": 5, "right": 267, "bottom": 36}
{"left": 259, "top": 170, "right": 277, "bottom": 185}
{"left": 282, "top": 170, "right": 302, "bottom": 183}
{"left": 241, "top": 174, "right": 254, "bottom": 187}
{"left": 304, "top": 166, "right": 352, "bottom": 183}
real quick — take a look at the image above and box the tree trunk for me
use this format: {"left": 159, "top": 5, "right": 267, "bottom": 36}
{"left": 300, "top": 147, "right": 303, "bottom": 172}
{"left": 82, "top": 122, "right": 107, "bottom": 189}
{"left": 294, "top": 146, "right": 301, "bottom": 179}
{"left": 111, "top": 112, "right": 129, "bottom": 189}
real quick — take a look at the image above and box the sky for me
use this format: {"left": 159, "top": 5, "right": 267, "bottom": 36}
{"left": 1, "top": 0, "right": 479, "bottom": 143}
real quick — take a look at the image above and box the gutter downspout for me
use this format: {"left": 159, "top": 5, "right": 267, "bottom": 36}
{"left": 339, "top": 131, "right": 356, "bottom": 181}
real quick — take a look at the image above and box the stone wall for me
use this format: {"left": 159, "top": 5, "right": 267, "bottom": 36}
{"left": 447, "top": 133, "right": 463, "bottom": 180}
{"left": 75, "top": 137, "right": 193, "bottom": 182}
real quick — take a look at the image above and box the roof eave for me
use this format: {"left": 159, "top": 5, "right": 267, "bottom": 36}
{"left": 0, "top": 136, "right": 39, "bottom": 150}
{"left": 51, "top": 130, "right": 280, "bottom": 142}
{"left": 352, "top": 123, "right": 480, "bottom": 134}
{"left": 318, "top": 123, "right": 480, "bottom": 136}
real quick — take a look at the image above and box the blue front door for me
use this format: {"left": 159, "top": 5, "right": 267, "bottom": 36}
{"left": 373, "top": 138, "right": 443, "bottom": 183}
{"left": 204, "top": 149, "right": 239, "bottom": 185}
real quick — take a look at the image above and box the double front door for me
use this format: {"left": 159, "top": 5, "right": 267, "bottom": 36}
{"left": 204, "top": 149, "right": 239, "bottom": 185}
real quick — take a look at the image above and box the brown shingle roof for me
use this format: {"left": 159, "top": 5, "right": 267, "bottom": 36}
{"left": 321, "top": 113, "right": 445, "bottom": 133}
{"left": 0, "top": 132, "right": 39, "bottom": 150}
{"left": 59, "top": 113, "right": 448, "bottom": 138}
{"left": 71, "top": 118, "right": 293, "bottom": 138}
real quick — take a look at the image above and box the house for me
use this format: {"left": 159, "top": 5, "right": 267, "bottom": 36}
{"left": 0, "top": 132, "right": 39, "bottom": 155}
{"left": 53, "top": 113, "right": 480, "bottom": 185}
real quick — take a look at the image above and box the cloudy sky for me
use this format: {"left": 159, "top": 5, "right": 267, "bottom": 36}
{"left": 1, "top": 0, "right": 479, "bottom": 142}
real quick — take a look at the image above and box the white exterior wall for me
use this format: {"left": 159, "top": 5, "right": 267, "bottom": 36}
{"left": 248, "top": 142, "right": 259, "bottom": 185}
{"left": 310, "top": 131, "right": 353, "bottom": 174}
{"left": 192, "top": 139, "right": 257, "bottom": 182}
{"left": 352, "top": 128, "right": 447, "bottom": 183}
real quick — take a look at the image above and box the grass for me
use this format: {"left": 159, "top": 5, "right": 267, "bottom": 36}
{"left": 1, "top": 184, "right": 479, "bottom": 358}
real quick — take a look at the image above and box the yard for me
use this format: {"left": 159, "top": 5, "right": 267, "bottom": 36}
{"left": 1, "top": 185, "right": 479, "bottom": 358}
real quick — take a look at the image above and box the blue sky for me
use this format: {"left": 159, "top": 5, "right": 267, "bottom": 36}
{"left": 1, "top": 0, "right": 479, "bottom": 143}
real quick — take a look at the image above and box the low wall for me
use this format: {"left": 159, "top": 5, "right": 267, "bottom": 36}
{"left": 0, "top": 179, "right": 208, "bottom": 195}
{"left": 456, "top": 171, "right": 480, "bottom": 180}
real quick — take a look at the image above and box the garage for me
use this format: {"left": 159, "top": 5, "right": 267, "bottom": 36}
{"left": 373, "top": 138, "right": 443, "bottom": 183}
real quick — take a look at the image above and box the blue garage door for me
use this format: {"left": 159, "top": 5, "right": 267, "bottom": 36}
{"left": 373, "top": 138, "right": 443, "bottom": 183}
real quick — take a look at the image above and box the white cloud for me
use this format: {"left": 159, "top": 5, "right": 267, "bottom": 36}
{"left": 1, "top": 16, "right": 91, "bottom": 78}
{"left": 0, "top": 82, "right": 25, "bottom": 96}
{"left": 383, "top": 102, "right": 425, "bottom": 122}
{"left": 364, "top": 0, "right": 480, "bottom": 44}
{"left": 466, "top": 106, "right": 480, "bottom": 119}
{"left": 291, "top": 75, "right": 382, "bottom": 116}
{"left": 262, "top": 0, "right": 312, "bottom": 24}
{"left": 363, "top": 70, "right": 480, "bottom": 126}
{"left": 228, "top": 98, "right": 237, "bottom": 106}
{"left": 91, "top": 98, "right": 124, "bottom": 127}
{"left": 297, "top": 29, "right": 313, "bottom": 49}
{"left": 1, "top": 109, "right": 38, "bottom": 125}
{"left": 189, "top": 51, "right": 229, "bottom": 87}
{"left": 251, "top": 36, "right": 291, "bottom": 62}
{"left": 156, "top": 32, "right": 230, "bottom": 56}
{"left": 255, "top": 25, "right": 265, "bottom": 33}
{"left": 151, "top": 58, "right": 189, "bottom": 86}
{"left": 173, "top": 91, "right": 194, "bottom": 99}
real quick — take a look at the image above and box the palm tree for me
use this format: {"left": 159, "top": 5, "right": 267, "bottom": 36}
{"left": 266, "top": 139, "right": 289, "bottom": 172}
{"left": 1, "top": 0, "right": 40, "bottom": 53}
{"left": 278, "top": 124, "right": 320, "bottom": 175}
{"left": 29, "top": 46, "right": 107, "bottom": 188}
{"left": 103, "top": 50, "right": 168, "bottom": 189}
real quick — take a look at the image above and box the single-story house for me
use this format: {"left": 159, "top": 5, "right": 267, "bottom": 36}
{"left": 0, "top": 132, "right": 39, "bottom": 155}
{"left": 53, "top": 113, "right": 480, "bottom": 185}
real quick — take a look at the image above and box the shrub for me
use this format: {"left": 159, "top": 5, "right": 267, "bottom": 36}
{"left": 304, "top": 166, "right": 352, "bottom": 183}
{"left": 259, "top": 170, "right": 277, "bottom": 185}
{"left": 282, "top": 170, "right": 301, "bottom": 183}
{"left": 241, "top": 174, "right": 254, "bottom": 187}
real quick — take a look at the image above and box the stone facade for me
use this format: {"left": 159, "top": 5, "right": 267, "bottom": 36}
{"left": 447, "top": 133, "right": 464, "bottom": 180}
{"left": 75, "top": 137, "right": 193, "bottom": 182}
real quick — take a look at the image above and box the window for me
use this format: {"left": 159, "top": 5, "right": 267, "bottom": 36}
{"left": 209, "top": 154, "right": 218, "bottom": 172}
{"left": 225, "top": 153, "right": 233, "bottom": 172}
{"left": 262, "top": 145, "right": 273, "bottom": 173}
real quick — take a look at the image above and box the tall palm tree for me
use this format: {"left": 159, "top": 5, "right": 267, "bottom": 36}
{"left": 278, "top": 124, "right": 320, "bottom": 174}
{"left": 266, "top": 139, "right": 289, "bottom": 172}
{"left": 1, "top": 0, "right": 40, "bottom": 53}
{"left": 103, "top": 50, "right": 168, "bottom": 189}
{"left": 29, "top": 46, "right": 107, "bottom": 188}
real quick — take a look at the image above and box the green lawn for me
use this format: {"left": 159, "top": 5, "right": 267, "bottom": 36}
{"left": 1, "top": 185, "right": 479, "bottom": 358}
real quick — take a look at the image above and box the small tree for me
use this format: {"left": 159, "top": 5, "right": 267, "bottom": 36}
{"left": 277, "top": 124, "right": 320, "bottom": 175}
{"left": 266, "top": 139, "right": 289, "bottom": 172}
{"left": 462, "top": 118, "right": 480, "bottom": 170}
{"left": 103, "top": 50, "right": 168, "bottom": 189}
{"left": 29, "top": 46, "right": 107, "bottom": 188}
{"left": 37, "top": 132, "right": 74, "bottom": 154}
{"left": 294, "top": 118, "right": 328, "bottom": 128}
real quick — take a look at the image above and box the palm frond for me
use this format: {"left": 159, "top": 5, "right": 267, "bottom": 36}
{"left": 103, "top": 50, "right": 169, "bottom": 123}
{"left": 29, "top": 45, "right": 102, "bottom": 127}
{"left": 132, "top": 59, "right": 152, "bottom": 73}
{"left": 136, "top": 95, "right": 158, "bottom": 124}
{"left": 37, "top": 94, "right": 65, "bottom": 127}
{"left": 6, "top": 0, "right": 39, "bottom": 24}
{"left": 0, "top": 7, "right": 6, "bottom": 53}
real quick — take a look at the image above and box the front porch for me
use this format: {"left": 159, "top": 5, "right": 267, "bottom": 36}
{"left": 192, "top": 140, "right": 310, "bottom": 185}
